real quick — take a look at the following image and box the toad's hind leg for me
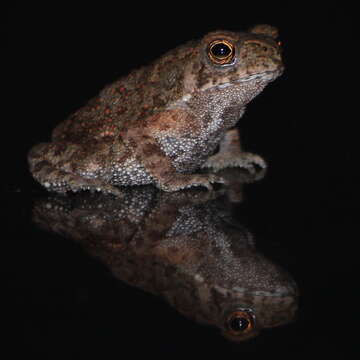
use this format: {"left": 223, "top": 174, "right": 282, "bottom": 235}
{"left": 28, "top": 142, "right": 122, "bottom": 195}
{"left": 202, "top": 128, "right": 266, "bottom": 173}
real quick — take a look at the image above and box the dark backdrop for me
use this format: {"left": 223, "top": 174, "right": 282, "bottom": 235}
{"left": 3, "top": 1, "right": 358, "bottom": 357}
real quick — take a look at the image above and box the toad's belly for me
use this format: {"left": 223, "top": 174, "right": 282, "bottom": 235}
{"left": 110, "top": 157, "right": 154, "bottom": 186}
{"left": 157, "top": 135, "right": 220, "bottom": 173}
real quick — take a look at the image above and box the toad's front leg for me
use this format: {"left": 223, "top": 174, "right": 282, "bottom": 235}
{"left": 202, "top": 128, "right": 266, "bottom": 173}
{"left": 125, "top": 110, "right": 224, "bottom": 192}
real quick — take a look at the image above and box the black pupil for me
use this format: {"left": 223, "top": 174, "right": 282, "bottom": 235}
{"left": 211, "top": 43, "right": 231, "bottom": 58}
{"left": 229, "top": 316, "right": 250, "bottom": 332}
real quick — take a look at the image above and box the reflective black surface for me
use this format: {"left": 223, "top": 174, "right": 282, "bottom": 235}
{"left": 31, "top": 173, "right": 299, "bottom": 343}
{"left": 3, "top": 2, "right": 357, "bottom": 357}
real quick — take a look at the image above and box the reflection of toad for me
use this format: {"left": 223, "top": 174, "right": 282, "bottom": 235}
{"left": 33, "top": 183, "right": 298, "bottom": 342}
{"left": 28, "top": 25, "right": 283, "bottom": 194}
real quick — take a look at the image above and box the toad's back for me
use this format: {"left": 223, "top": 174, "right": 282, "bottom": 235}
{"left": 52, "top": 43, "right": 197, "bottom": 144}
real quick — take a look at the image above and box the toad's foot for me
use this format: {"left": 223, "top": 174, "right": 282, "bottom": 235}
{"left": 28, "top": 142, "right": 123, "bottom": 196}
{"left": 158, "top": 173, "right": 225, "bottom": 192}
{"left": 30, "top": 161, "right": 123, "bottom": 196}
{"left": 202, "top": 152, "right": 266, "bottom": 173}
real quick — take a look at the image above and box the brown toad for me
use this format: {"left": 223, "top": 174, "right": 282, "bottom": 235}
{"left": 28, "top": 25, "right": 283, "bottom": 194}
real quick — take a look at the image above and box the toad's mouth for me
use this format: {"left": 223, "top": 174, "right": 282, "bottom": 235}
{"left": 215, "top": 68, "right": 283, "bottom": 90}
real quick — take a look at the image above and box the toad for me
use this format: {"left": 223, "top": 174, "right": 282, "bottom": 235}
{"left": 28, "top": 24, "right": 283, "bottom": 194}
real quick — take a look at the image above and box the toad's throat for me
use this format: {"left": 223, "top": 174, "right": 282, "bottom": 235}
{"left": 177, "top": 69, "right": 282, "bottom": 106}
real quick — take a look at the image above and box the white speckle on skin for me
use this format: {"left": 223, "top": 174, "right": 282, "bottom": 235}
{"left": 194, "top": 274, "right": 204, "bottom": 282}
{"left": 181, "top": 94, "right": 192, "bottom": 102}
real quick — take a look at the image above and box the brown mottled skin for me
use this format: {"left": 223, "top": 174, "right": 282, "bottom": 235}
{"left": 28, "top": 25, "right": 283, "bottom": 194}
{"left": 33, "top": 181, "right": 298, "bottom": 342}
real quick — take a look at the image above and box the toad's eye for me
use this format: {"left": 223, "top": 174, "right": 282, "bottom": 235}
{"left": 208, "top": 40, "right": 235, "bottom": 65}
{"left": 225, "top": 309, "right": 255, "bottom": 336}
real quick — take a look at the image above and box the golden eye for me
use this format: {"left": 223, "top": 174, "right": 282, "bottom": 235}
{"left": 208, "top": 40, "right": 235, "bottom": 65}
{"left": 225, "top": 309, "right": 255, "bottom": 336}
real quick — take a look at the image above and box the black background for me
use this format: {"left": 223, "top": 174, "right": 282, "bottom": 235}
{"left": 3, "top": 1, "right": 358, "bottom": 357}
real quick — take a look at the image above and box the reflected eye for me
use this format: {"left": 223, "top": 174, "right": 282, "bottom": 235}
{"left": 226, "top": 309, "right": 254, "bottom": 335}
{"left": 208, "top": 40, "right": 235, "bottom": 65}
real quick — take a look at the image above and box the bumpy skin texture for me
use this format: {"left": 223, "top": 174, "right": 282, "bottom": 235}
{"left": 28, "top": 25, "right": 283, "bottom": 193}
{"left": 32, "top": 184, "right": 298, "bottom": 341}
